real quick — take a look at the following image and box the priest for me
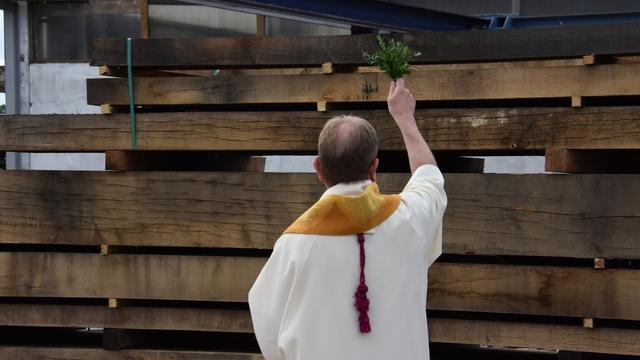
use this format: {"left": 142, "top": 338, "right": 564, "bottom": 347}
{"left": 249, "top": 79, "right": 447, "bottom": 360}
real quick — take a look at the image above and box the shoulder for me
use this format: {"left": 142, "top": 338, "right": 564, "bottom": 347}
{"left": 273, "top": 233, "right": 317, "bottom": 255}
{"left": 399, "top": 165, "right": 447, "bottom": 206}
{"left": 402, "top": 164, "right": 445, "bottom": 191}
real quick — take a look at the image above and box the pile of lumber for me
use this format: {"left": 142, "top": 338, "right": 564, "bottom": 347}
{"left": 1, "top": 22, "right": 640, "bottom": 359}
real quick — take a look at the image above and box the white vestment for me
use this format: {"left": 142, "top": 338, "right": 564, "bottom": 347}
{"left": 248, "top": 164, "right": 447, "bottom": 360}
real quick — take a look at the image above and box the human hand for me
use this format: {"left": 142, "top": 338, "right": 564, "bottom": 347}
{"left": 387, "top": 78, "right": 416, "bottom": 129}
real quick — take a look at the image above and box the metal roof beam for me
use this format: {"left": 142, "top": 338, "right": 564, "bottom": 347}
{"left": 175, "top": 0, "right": 489, "bottom": 32}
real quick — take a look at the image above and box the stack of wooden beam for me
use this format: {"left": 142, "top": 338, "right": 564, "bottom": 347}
{"left": 1, "top": 23, "right": 640, "bottom": 359}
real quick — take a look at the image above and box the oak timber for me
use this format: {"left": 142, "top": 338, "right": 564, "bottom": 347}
{"left": 0, "top": 347, "right": 263, "bottom": 360}
{"left": 256, "top": 15, "right": 265, "bottom": 37}
{"left": 0, "top": 172, "right": 639, "bottom": 258}
{"left": 90, "top": 23, "right": 640, "bottom": 68}
{"left": 86, "top": 63, "right": 640, "bottom": 106}
{"left": 99, "top": 58, "right": 626, "bottom": 78}
{"left": 139, "top": 0, "right": 149, "bottom": 39}
{"left": 428, "top": 318, "right": 640, "bottom": 356}
{"left": 2, "top": 107, "right": 640, "bottom": 152}
{"left": 427, "top": 263, "right": 640, "bottom": 320}
{"left": 0, "top": 252, "right": 261, "bottom": 302}
{"left": 0, "top": 304, "right": 253, "bottom": 332}
{"left": 1, "top": 253, "right": 639, "bottom": 320}
{"left": 1, "top": 305, "right": 639, "bottom": 355}
{"left": 99, "top": 66, "right": 212, "bottom": 77}
{"left": 545, "top": 149, "right": 640, "bottom": 173}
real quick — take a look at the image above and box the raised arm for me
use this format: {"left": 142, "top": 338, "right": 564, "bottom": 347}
{"left": 387, "top": 79, "right": 437, "bottom": 173}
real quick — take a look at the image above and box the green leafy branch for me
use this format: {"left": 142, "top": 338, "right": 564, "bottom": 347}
{"left": 362, "top": 35, "right": 421, "bottom": 80}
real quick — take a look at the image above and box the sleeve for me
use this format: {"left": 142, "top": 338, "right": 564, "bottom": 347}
{"left": 399, "top": 164, "right": 448, "bottom": 267}
{"left": 248, "top": 236, "right": 295, "bottom": 360}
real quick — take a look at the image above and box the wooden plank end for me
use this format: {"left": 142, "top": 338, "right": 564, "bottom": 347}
{"left": 322, "top": 62, "right": 334, "bottom": 74}
{"left": 108, "top": 298, "right": 119, "bottom": 309}
{"left": 545, "top": 149, "right": 640, "bottom": 173}
{"left": 544, "top": 148, "right": 569, "bottom": 173}
{"left": 101, "top": 104, "right": 115, "bottom": 114}
{"left": 317, "top": 101, "right": 328, "bottom": 112}
{"left": 571, "top": 96, "right": 582, "bottom": 108}
{"left": 256, "top": 15, "right": 266, "bottom": 37}
{"left": 99, "top": 65, "right": 111, "bottom": 76}
{"left": 582, "top": 54, "right": 596, "bottom": 65}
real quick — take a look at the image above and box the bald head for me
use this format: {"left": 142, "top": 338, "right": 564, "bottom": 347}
{"left": 317, "top": 115, "right": 379, "bottom": 186}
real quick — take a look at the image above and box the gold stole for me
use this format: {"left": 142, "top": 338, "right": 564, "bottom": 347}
{"left": 284, "top": 183, "right": 401, "bottom": 235}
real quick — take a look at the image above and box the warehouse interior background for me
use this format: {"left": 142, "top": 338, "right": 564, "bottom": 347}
{"left": 4, "top": 0, "right": 640, "bottom": 172}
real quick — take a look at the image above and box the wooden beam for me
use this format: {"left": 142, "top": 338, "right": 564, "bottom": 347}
{"left": 99, "top": 66, "right": 212, "bottom": 78}
{"left": 2, "top": 107, "right": 640, "bottom": 152}
{"left": 428, "top": 263, "right": 640, "bottom": 320}
{"left": 0, "top": 304, "right": 253, "bottom": 332}
{"left": 2, "top": 305, "right": 639, "bottom": 355}
{"left": 0, "top": 347, "right": 263, "bottom": 360}
{"left": 256, "top": 15, "right": 266, "bottom": 37}
{"left": 428, "top": 318, "right": 640, "bottom": 356}
{"left": 0, "top": 172, "right": 639, "bottom": 259}
{"left": 98, "top": 57, "right": 604, "bottom": 77}
{"left": 89, "top": 23, "right": 640, "bottom": 68}
{"left": 545, "top": 149, "right": 640, "bottom": 173}
{"left": 1, "top": 253, "right": 639, "bottom": 320}
{"left": 86, "top": 63, "right": 640, "bottom": 106}
{"left": 0, "top": 252, "right": 263, "bottom": 302}
{"left": 139, "top": 0, "right": 150, "bottom": 39}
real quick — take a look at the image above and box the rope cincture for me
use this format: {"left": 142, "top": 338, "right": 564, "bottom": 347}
{"left": 126, "top": 37, "right": 137, "bottom": 150}
{"left": 354, "top": 232, "right": 371, "bottom": 333}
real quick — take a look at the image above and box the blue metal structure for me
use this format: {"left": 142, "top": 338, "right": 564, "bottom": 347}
{"left": 178, "top": 0, "right": 490, "bottom": 31}
{"left": 487, "top": 11, "right": 640, "bottom": 29}
{"left": 175, "top": 0, "right": 640, "bottom": 32}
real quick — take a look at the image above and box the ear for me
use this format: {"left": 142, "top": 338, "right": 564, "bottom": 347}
{"left": 313, "top": 156, "right": 327, "bottom": 184}
{"left": 369, "top": 158, "right": 379, "bottom": 183}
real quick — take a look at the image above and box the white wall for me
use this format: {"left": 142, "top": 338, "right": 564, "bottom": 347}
{"left": 30, "top": 63, "right": 101, "bottom": 115}
{"left": 265, "top": 155, "right": 545, "bottom": 174}
{"left": 484, "top": 156, "right": 544, "bottom": 174}
{"left": 27, "top": 62, "right": 105, "bottom": 171}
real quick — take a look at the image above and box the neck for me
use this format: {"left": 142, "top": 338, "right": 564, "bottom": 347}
{"left": 325, "top": 177, "right": 373, "bottom": 188}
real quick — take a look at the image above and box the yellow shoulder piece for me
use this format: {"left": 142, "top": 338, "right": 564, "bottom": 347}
{"left": 284, "top": 183, "right": 401, "bottom": 235}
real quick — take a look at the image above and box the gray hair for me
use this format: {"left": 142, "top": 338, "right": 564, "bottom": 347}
{"left": 317, "top": 115, "right": 378, "bottom": 186}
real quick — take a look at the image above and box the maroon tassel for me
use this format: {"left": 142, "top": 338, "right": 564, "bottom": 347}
{"left": 354, "top": 232, "right": 371, "bottom": 333}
